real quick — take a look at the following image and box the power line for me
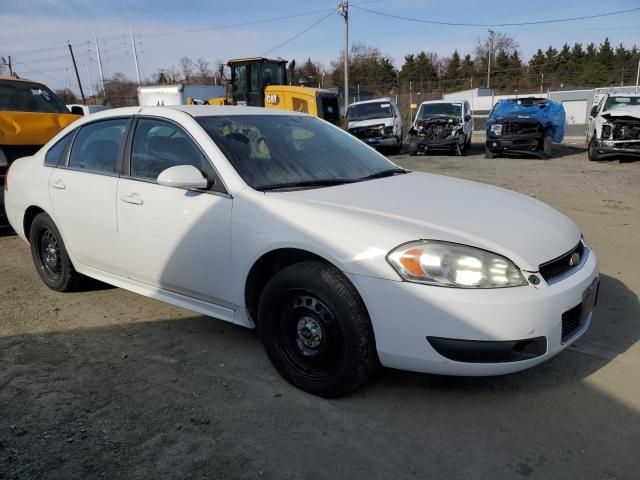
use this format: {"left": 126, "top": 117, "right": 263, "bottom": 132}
{"left": 142, "top": 8, "right": 334, "bottom": 39}
{"left": 263, "top": 10, "right": 336, "bottom": 56}
{"left": 352, "top": 5, "right": 640, "bottom": 27}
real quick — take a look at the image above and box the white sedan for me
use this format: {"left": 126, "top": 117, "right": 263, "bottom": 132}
{"left": 4, "top": 106, "right": 599, "bottom": 397}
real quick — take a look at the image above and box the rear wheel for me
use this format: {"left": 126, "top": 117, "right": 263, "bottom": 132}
{"left": 484, "top": 146, "right": 495, "bottom": 159}
{"left": 258, "top": 261, "right": 377, "bottom": 397}
{"left": 29, "top": 213, "right": 82, "bottom": 292}
{"left": 587, "top": 136, "right": 600, "bottom": 161}
{"left": 409, "top": 142, "right": 419, "bottom": 156}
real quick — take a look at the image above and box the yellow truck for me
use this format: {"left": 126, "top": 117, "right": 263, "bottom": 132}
{"left": 206, "top": 57, "right": 340, "bottom": 124}
{"left": 0, "top": 76, "right": 80, "bottom": 230}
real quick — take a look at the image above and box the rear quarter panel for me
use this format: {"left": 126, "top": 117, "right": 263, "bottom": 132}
{"left": 5, "top": 155, "right": 54, "bottom": 241}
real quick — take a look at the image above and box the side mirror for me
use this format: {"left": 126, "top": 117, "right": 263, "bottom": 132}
{"left": 70, "top": 106, "right": 84, "bottom": 116}
{"left": 590, "top": 105, "right": 598, "bottom": 118}
{"left": 157, "top": 165, "right": 208, "bottom": 189}
{"left": 464, "top": 114, "right": 471, "bottom": 122}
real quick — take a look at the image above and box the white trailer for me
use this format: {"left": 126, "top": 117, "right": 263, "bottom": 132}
{"left": 137, "top": 84, "right": 226, "bottom": 107}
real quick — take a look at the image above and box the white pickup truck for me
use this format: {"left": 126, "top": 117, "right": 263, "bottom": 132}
{"left": 587, "top": 93, "right": 640, "bottom": 161}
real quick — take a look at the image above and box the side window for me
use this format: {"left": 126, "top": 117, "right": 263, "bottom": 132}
{"left": 233, "top": 65, "right": 247, "bottom": 105}
{"left": 68, "top": 119, "right": 128, "bottom": 174}
{"left": 45, "top": 132, "right": 74, "bottom": 167}
{"left": 130, "top": 118, "right": 219, "bottom": 190}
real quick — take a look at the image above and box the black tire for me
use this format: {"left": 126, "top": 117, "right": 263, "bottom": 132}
{"left": 484, "top": 146, "right": 495, "bottom": 159}
{"left": 258, "top": 261, "right": 377, "bottom": 398}
{"left": 29, "top": 212, "right": 82, "bottom": 292}
{"left": 542, "top": 136, "right": 553, "bottom": 159}
{"left": 408, "top": 142, "right": 419, "bottom": 156}
{"left": 587, "top": 135, "right": 600, "bottom": 162}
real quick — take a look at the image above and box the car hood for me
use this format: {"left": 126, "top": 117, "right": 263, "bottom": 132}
{"left": 601, "top": 105, "right": 640, "bottom": 119}
{"left": 348, "top": 118, "right": 393, "bottom": 129}
{"left": 274, "top": 172, "right": 580, "bottom": 271}
{"left": 0, "top": 111, "right": 80, "bottom": 145}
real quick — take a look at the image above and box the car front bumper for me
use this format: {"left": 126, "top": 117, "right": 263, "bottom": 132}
{"left": 486, "top": 135, "right": 542, "bottom": 153}
{"left": 593, "top": 139, "right": 640, "bottom": 159}
{"left": 351, "top": 135, "right": 397, "bottom": 148}
{"left": 347, "top": 247, "right": 598, "bottom": 376}
{"left": 411, "top": 133, "right": 465, "bottom": 151}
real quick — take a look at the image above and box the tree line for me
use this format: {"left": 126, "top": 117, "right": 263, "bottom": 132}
{"left": 53, "top": 33, "right": 639, "bottom": 107}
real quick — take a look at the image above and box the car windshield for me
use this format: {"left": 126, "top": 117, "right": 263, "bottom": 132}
{"left": 417, "top": 103, "right": 462, "bottom": 120}
{"left": 347, "top": 102, "right": 394, "bottom": 121}
{"left": 603, "top": 96, "right": 640, "bottom": 111}
{"left": 197, "top": 115, "right": 401, "bottom": 190}
{"left": 0, "top": 80, "right": 69, "bottom": 113}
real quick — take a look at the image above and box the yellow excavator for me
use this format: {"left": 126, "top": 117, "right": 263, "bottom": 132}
{"left": 200, "top": 57, "right": 340, "bottom": 124}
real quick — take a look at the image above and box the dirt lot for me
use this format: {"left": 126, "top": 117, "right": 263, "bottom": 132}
{"left": 1, "top": 144, "right": 639, "bottom": 480}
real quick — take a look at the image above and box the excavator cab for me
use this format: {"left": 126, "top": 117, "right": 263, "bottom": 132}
{"left": 221, "top": 57, "right": 340, "bottom": 124}
{"left": 228, "top": 57, "right": 288, "bottom": 107}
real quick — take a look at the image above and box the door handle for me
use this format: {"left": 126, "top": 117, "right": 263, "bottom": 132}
{"left": 120, "top": 193, "right": 143, "bottom": 205}
{"left": 50, "top": 179, "right": 66, "bottom": 190}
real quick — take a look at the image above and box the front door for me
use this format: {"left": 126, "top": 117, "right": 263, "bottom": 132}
{"left": 116, "top": 117, "right": 233, "bottom": 307}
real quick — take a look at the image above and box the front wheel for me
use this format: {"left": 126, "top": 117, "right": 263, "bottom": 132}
{"left": 258, "top": 261, "right": 377, "bottom": 397}
{"left": 29, "top": 212, "right": 82, "bottom": 292}
{"left": 587, "top": 136, "right": 600, "bottom": 161}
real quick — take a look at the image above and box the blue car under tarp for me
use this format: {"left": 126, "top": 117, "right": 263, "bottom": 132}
{"left": 485, "top": 98, "right": 566, "bottom": 158}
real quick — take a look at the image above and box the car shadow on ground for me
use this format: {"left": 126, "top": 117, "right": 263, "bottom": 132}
{"left": 1, "top": 274, "right": 638, "bottom": 479}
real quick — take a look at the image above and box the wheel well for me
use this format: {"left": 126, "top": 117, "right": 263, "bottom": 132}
{"left": 245, "top": 248, "right": 332, "bottom": 325}
{"left": 23, "top": 206, "right": 45, "bottom": 241}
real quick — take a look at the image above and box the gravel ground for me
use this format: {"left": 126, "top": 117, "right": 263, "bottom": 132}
{"left": 1, "top": 144, "right": 639, "bottom": 480}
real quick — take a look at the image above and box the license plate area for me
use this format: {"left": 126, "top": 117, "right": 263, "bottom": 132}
{"left": 561, "top": 277, "right": 599, "bottom": 343}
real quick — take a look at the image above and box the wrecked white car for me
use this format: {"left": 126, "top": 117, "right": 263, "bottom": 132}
{"left": 587, "top": 94, "right": 640, "bottom": 161}
{"left": 409, "top": 101, "right": 472, "bottom": 156}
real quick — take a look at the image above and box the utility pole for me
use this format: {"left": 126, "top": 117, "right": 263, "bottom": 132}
{"left": 540, "top": 72, "right": 544, "bottom": 94}
{"left": 94, "top": 34, "right": 106, "bottom": 96}
{"left": 130, "top": 25, "right": 141, "bottom": 85}
{"left": 1, "top": 56, "right": 12, "bottom": 76}
{"left": 85, "top": 65, "right": 95, "bottom": 103}
{"left": 636, "top": 57, "right": 639, "bottom": 93}
{"left": 337, "top": 1, "right": 349, "bottom": 115}
{"left": 68, "top": 42, "right": 86, "bottom": 105}
{"left": 487, "top": 30, "right": 494, "bottom": 89}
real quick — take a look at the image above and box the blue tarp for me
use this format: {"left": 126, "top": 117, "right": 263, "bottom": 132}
{"left": 487, "top": 98, "right": 566, "bottom": 143}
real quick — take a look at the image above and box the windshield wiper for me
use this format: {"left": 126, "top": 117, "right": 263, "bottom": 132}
{"left": 255, "top": 178, "right": 356, "bottom": 191}
{"left": 356, "top": 168, "right": 409, "bottom": 182}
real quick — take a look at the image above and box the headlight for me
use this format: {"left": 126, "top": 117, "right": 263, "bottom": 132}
{"left": 490, "top": 124, "right": 503, "bottom": 137}
{"left": 387, "top": 241, "right": 527, "bottom": 288}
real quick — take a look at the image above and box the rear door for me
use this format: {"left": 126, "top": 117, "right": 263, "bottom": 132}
{"left": 48, "top": 117, "right": 130, "bottom": 275}
{"left": 116, "top": 116, "right": 233, "bottom": 307}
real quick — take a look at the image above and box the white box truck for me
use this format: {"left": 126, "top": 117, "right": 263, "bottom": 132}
{"left": 137, "top": 84, "right": 226, "bottom": 107}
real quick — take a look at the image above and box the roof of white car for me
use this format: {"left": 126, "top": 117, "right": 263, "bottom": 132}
{"left": 348, "top": 98, "right": 394, "bottom": 106}
{"left": 418, "top": 100, "right": 464, "bottom": 105}
{"left": 85, "top": 105, "right": 307, "bottom": 119}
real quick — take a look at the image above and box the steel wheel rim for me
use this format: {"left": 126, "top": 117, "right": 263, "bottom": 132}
{"left": 37, "top": 227, "right": 62, "bottom": 280}
{"left": 274, "top": 290, "right": 345, "bottom": 379}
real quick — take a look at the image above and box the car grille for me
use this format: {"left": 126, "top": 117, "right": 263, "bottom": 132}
{"left": 561, "top": 303, "right": 582, "bottom": 342}
{"left": 539, "top": 241, "right": 585, "bottom": 283}
{"left": 350, "top": 125, "right": 384, "bottom": 139}
{"left": 502, "top": 121, "right": 542, "bottom": 137}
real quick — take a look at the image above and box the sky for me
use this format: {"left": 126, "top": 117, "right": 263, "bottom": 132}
{"left": 0, "top": 0, "right": 638, "bottom": 93}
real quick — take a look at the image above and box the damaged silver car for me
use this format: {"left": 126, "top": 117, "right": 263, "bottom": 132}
{"left": 587, "top": 94, "right": 640, "bottom": 161}
{"left": 408, "top": 101, "right": 472, "bottom": 156}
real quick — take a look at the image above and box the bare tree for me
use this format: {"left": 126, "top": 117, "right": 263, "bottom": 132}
{"left": 179, "top": 56, "right": 194, "bottom": 83}
{"left": 474, "top": 31, "right": 519, "bottom": 63}
{"left": 196, "top": 57, "right": 211, "bottom": 83}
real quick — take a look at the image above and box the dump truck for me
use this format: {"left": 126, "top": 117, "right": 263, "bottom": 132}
{"left": 0, "top": 76, "right": 80, "bottom": 230}
{"left": 208, "top": 57, "right": 340, "bottom": 124}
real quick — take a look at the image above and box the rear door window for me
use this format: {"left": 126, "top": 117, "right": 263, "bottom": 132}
{"left": 45, "top": 132, "right": 74, "bottom": 167}
{"left": 68, "top": 119, "right": 129, "bottom": 174}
